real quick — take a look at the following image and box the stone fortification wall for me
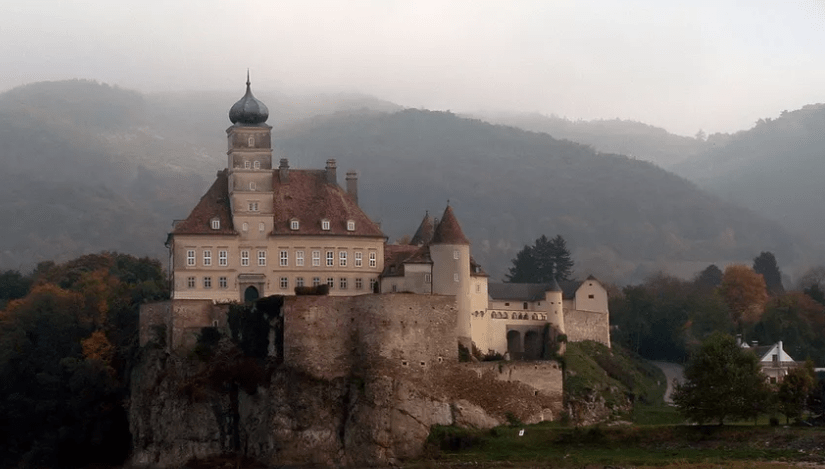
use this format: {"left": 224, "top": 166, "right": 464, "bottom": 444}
{"left": 564, "top": 309, "right": 610, "bottom": 346}
{"left": 139, "top": 300, "right": 229, "bottom": 352}
{"left": 283, "top": 293, "right": 458, "bottom": 380}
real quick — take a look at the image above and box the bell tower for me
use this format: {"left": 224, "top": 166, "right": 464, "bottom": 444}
{"left": 226, "top": 72, "right": 274, "bottom": 241}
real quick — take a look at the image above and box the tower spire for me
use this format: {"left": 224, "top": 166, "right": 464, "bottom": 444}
{"left": 246, "top": 69, "right": 250, "bottom": 86}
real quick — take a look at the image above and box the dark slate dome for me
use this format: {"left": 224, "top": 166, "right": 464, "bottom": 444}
{"left": 229, "top": 75, "right": 269, "bottom": 125}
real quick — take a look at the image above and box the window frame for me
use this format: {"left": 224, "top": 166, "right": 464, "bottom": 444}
{"left": 326, "top": 251, "right": 334, "bottom": 267}
{"left": 219, "top": 250, "right": 227, "bottom": 266}
{"left": 203, "top": 250, "right": 211, "bottom": 266}
{"left": 280, "top": 250, "right": 288, "bottom": 267}
{"left": 219, "top": 276, "right": 227, "bottom": 289}
{"left": 296, "top": 250, "right": 305, "bottom": 267}
{"left": 355, "top": 252, "right": 362, "bottom": 267}
{"left": 241, "top": 250, "right": 249, "bottom": 266}
{"left": 187, "top": 250, "right": 195, "bottom": 266}
{"left": 369, "top": 252, "right": 377, "bottom": 268}
{"left": 258, "top": 250, "right": 266, "bottom": 266}
{"left": 312, "top": 250, "right": 321, "bottom": 267}
{"left": 339, "top": 251, "right": 347, "bottom": 267}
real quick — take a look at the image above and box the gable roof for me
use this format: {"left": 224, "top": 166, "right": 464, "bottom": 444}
{"left": 431, "top": 205, "right": 470, "bottom": 245}
{"left": 271, "top": 170, "right": 384, "bottom": 237}
{"left": 172, "top": 170, "right": 235, "bottom": 235}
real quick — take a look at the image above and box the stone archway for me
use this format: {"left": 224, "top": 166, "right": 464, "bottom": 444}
{"left": 524, "top": 330, "right": 542, "bottom": 360}
{"left": 244, "top": 286, "right": 259, "bottom": 302}
{"left": 507, "top": 330, "right": 522, "bottom": 359}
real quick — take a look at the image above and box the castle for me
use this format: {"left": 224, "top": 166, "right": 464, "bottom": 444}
{"left": 143, "top": 78, "right": 610, "bottom": 358}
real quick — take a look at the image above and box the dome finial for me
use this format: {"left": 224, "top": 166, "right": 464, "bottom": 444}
{"left": 229, "top": 71, "right": 269, "bottom": 125}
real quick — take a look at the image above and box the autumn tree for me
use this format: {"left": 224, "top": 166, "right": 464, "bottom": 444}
{"left": 506, "top": 234, "right": 573, "bottom": 283}
{"left": 672, "top": 332, "right": 770, "bottom": 425}
{"left": 719, "top": 265, "right": 769, "bottom": 328}
{"left": 753, "top": 251, "right": 784, "bottom": 296}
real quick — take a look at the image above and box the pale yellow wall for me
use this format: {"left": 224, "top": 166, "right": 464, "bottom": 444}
{"left": 380, "top": 263, "right": 432, "bottom": 294}
{"left": 574, "top": 280, "right": 608, "bottom": 313}
{"left": 430, "top": 244, "right": 471, "bottom": 342}
{"left": 172, "top": 233, "right": 384, "bottom": 301}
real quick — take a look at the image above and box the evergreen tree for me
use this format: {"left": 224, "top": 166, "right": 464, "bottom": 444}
{"left": 505, "top": 234, "right": 573, "bottom": 283}
{"left": 753, "top": 251, "right": 784, "bottom": 296}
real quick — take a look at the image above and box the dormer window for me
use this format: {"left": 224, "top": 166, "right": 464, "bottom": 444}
{"left": 210, "top": 218, "right": 220, "bottom": 230}
{"left": 290, "top": 219, "right": 300, "bottom": 231}
{"left": 321, "top": 219, "right": 330, "bottom": 231}
{"left": 347, "top": 220, "right": 355, "bottom": 231}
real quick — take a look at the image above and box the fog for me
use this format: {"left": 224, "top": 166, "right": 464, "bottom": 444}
{"left": 2, "top": 0, "right": 825, "bottom": 136}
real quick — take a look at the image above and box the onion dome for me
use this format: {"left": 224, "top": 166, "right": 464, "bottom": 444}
{"left": 229, "top": 72, "right": 269, "bottom": 125}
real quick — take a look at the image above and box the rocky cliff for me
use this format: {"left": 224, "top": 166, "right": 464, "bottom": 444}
{"left": 129, "top": 341, "right": 563, "bottom": 467}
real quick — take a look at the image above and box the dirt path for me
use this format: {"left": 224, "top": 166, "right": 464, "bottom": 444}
{"left": 651, "top": 361, "right": 684, "bottom": 404}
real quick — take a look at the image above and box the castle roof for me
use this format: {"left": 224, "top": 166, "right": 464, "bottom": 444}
{"left": 382, "top": 244, "right": 430, "bottom": 277}
{"left": 431, "top": 205, "right": 470, "bottom": 245}
{"left": 410, "top": 212, "right": 434, "bottom": 246}
{"left": 270, "top": 170, "right": 384, "bottom": 237}
{"left": 228, "top": 75, "right": 269, "bottom": 125}
{"left": 172, "top": 170, "right": 235, "bottom": 235}
{"left": 470, "top": 256, "right": 489, "bottom": 277}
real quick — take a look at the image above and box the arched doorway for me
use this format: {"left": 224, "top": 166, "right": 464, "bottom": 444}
{"left": 244, "top": 286, "right": 259, "bottom": 302}
{"left": 507, "top": 330, "right": 522, "bottom": 359}
{"left": 524, "top": 330, "right": 542, "bottom": 360}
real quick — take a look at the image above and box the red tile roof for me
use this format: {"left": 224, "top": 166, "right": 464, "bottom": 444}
{"left": 172, "top": 170, "right": 236, "bottom": 235}
{"left": 410, "top": 212, "right": 434, "bottom": 246}
{"left": 382, "top": 244, "right": 429, "bottom": 277}
{"left": 271, "top": 170, "right": 384, "bottom": 237}
{"left": 431, "top": 205, "right": 470, "bottom": 245}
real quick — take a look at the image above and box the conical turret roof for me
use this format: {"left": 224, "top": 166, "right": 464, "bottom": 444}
{"left": 431, "top": 205, "right": 470, "bottom": 245}
{"left": 410, "top": 211, "right": 434, "bottom": 246}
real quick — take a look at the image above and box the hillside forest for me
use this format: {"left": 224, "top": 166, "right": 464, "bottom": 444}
{"left": 1, "top": 80, "right": 822, "bottom": 285}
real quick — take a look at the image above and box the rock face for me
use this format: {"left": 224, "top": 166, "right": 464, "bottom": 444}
{"left": 129, "top": 346, "right": 564, "bottom": 467}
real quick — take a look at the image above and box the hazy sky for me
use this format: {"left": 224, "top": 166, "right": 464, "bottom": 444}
{"left": 2, "top": 0, "right": 824, "bottom": 135}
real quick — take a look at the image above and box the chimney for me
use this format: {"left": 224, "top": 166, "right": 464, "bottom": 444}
{"left": 346, "top": 170, "right": 358, "bottom": 205}
{"left": 325, "top": 159, "right": 337, "bottom": 185}
{"left": 279, "top": 158, "right": 289, "bottom": 183}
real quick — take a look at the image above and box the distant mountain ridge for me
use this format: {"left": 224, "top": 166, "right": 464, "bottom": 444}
{"left": 0, "top": 80, "right": 817, "bottom": 283}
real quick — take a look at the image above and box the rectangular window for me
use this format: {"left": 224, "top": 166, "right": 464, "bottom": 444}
{"left": 340, "top": 277, "right": 347, "bottom": 289}
{"left": 280, "top": 277, "right": 288, "bottom": 289}
{"left": 296, "top": 250, "right": 305, "bottom": 267}
{"left": 424, "top": 273, "right": 431, "bottom": 284}
{"left": 355, "top": 252, "right": 362, "bottom": 267}
{"left": 203, "top": 250, "right": 211, "bottom": 266}
{"left": 312, "top": 277, "right": 320, "bottom": 287}
{"left": 370, "top": 278, "right": 377, "bottom": 291}
{"left": 187, "top": 250, "right": 195, "bottom": 266}
{"left": 248, "top": 201, "right": 259, "bottom": 212}
{"left": 326, "top": 251, "right": 334, "bottom": 267}
{"left": 327, "top": 277, "right": 335, "bottom": 288}
{"left": 355, "top": 278, "right": 363, "bottom": 290}
{"left": 280, "top": 250, "right": 288, "bottom": 267}
{"left": 453, "top": 250, "right": 460, "bottom": 259}
{"left": 219, "top": 250, "right": 227, "bottom": 266}
{"left": 241, "top": 250, "right": 249, "bottom": 266}
{"left": 339, "top": 251, "right": 347, "bottom": 267}
{"left": 187, "top": 276, "right": 195, "bottom": 288}
{"left": 296, "top": 277, "right": 304, "bottom": 287}
{"left": 369, "top": 252, "right": 377, "bottom": 268}
{"left": 453, "top": 273, "right": 459, "bottom": 282}
{"left": 203, "top": 277, "right": 212, "bottom": 289}
{"left": 312, "top": 250, "right": 321, "bottom": 267}
{"left": 219, "top": 276, "right": 227, "bottom": 289}
{"left": 258, "top": 250, "right": 266, "bottom": 266}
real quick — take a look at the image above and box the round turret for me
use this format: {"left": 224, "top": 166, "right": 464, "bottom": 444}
{"left": 229, "top": 75, "right": 269, "bottom": 125}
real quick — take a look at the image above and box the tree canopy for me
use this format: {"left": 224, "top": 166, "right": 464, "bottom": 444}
{"left": 753, "top": 251, "right": 784, "bottom": 296}
{"left": 719, "top": 264, "right": 769, "bottom": 328}
{"left": 672, "top": 332, "right": 770, "bottom": 425}
{"left": 506, "top": 234, "right": 573, "bottom": 283}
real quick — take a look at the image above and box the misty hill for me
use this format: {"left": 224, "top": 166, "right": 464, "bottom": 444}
{"left": 470, "top": 111, "right": 710, "bottom": 168}
{"left": 669, "top": 104, "right": 825, "bottom": 255}
{"left": 0, "top": 80, "right": 815, "bottom": 283}
{"left": 273, "top": 109, "right": 811, "bottom": 282}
